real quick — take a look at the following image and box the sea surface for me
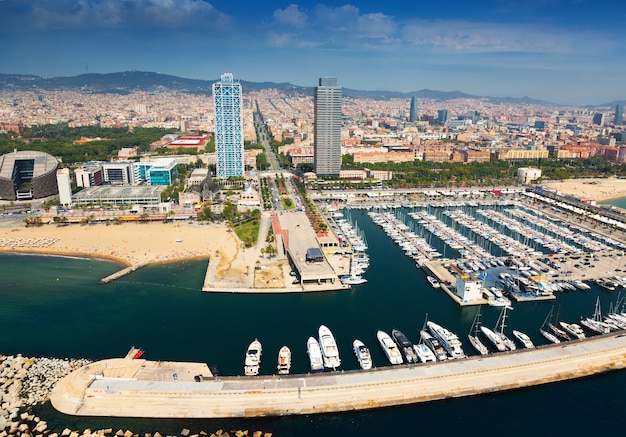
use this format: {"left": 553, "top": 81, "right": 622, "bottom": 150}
{"left": 3, "top": 208, "right": 626, "bottom": 436}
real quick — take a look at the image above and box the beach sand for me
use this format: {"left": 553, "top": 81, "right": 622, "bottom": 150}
{"left": 541, "top": 177, "right": 626, "bottom": 202}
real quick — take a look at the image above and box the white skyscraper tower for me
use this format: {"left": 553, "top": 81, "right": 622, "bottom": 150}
{"left": 314, "top": 77, "right": 342, "bottom": 177}
{"left": 212, "top": 73, "right": 244, "bottom": 178}
{"left": 56, "top": 168, "right": 72, "bottom": 207}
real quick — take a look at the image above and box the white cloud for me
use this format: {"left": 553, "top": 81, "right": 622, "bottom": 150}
{"left": 273, "top": 4, "right": 307, "bottom": 28}
{"left": 28, "top": 0, "right": 230, "bottom": 30}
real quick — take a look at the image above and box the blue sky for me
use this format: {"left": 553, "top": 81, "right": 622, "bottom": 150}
{"left": 1, "top": 0, "right": 625, "bottom": 105}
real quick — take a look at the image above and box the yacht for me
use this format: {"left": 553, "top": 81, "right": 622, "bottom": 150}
{"left": 548, "top": 323, "right": 571, "bottom": 342}
{"left": 413, "top": 343, "right": 437, "bottom": 362}
{"left": 277, "top": 346, "right": 291, "bottom": 375}
{"left": 512, "top": 330, "right": 535, "bottom": 348}
{"left": 596, "top": 278, "right": 616, "bottom": 291}
{"left": 580, "top": 297, "right": 612, "bottom": 335}
{"left": 244, "top": 339, "right": 262, "bottom": 376}
{"left": 352, "top": 339, "right": 373, "bottom": 370}
{"left": 559, "top": 321, "right": 586, "bottom": 340}
{"left": 427, "top": 321, "right": 466, "bottom": 359}
{"left": 420, "top": 330, "right": 448, "bottom": 361}
{"left": 426, "top": 276, "right": 441, "bottom": 289}
{"left": 306, "top": 337, "right": 324, "bottom": 373}
{"left": 480, "top": 326, "right": 507, "bottom": 352}
{"left": 391, "top": 329, "right": 419, "bottom": 363}
{"left": 571, "top": 279, "right": 591, "bottom": 290}
{"left": 318, "top": 325, "right": 341, "bottom": 369}
{"left": 377, "top": 330, "right": 404, "bottom": 365}
{"left": 340, "top": 274, "right": 368, "bottom": 285}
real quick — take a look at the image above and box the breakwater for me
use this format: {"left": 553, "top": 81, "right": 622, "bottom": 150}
{"left": 0, "top": 355, "right": 272, "bottom": 437}
{"left": 51, "top": 333, "right": 626, "bottom": 419}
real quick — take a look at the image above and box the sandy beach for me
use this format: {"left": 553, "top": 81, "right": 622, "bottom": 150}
{"left": 541, "top": 177, "right": 626, "bottom": 202}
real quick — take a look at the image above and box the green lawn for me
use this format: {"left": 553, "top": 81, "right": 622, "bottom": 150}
{"left": 281, "top": 196, "right": 295, "bottom": 210}
{"left": 234, "top": 218, "right": 260, "bottom": 248}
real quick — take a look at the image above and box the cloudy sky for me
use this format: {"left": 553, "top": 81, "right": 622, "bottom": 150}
{"left": 1, "top": 0, "right": 625, "bottom": 105}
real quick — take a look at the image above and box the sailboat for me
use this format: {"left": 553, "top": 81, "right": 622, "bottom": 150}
{"left": 580, "top": 296, "right": 611, "bottom": 335}
{"left": 540, "top": 307, "right": 561, "bottom": 344}
{"left": 494, "top": 306, "right": 516, "bottom": 351}
{"left": 468, "top": 306, "right": 489, "bottom": 355}
{"left": 548, "top": 305, "right": 571, "bottom": 341}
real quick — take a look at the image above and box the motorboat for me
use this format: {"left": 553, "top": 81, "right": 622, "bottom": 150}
{"left": 559, "top": 321, "right": 586, "bottom": 340}
{"left": 353, "top": 339, "right": 373, "bottom": 370}
{"left": 244, "top": 339, "right": 262, "bottom": 376}
{"left": 377, "top": 330, "right": 404, "bottom": 365}
{"left": 420, "top": 330, "right": 448, "bottom": 360}
{"left": 340, "top": 274, "right": 368, "bottom": 285}
{"left": 512, "top": 330, "right": 535, "bottom": 348}
{"left": 318, "top": 325, "right": 341, "bottom": 369}
{"left": 277, "top": 345, "right": 291, "bottom": 375}
{"left": 427, "top": 321, "right": 466, "bottom": 359}
{"left": 596, "top": 278, "right": 616, "bottom": 291}
{"left": 413, "top": 343, "right": 437, "bottom": 362}
{"left": 548, "top": 323, "right": 571, "bottom": 341}
{"left": 306, "top": 337, "right": 324, "bottom": 373}
{"left": 391, "top": 329, "right": 418, "bottom": 363}
{"left": 571, "top": 279, "right": 591, "bottom": 290}
{"left": 426, "top": 275, "right": 441, "bottom": 289}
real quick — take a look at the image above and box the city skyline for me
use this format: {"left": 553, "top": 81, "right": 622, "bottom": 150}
{"left": 1, "top": 0, "right": 625, "bottom": 105}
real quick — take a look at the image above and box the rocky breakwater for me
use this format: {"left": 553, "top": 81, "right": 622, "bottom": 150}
{"left": 1, "top": 354, "right": 91, "bottom": 433}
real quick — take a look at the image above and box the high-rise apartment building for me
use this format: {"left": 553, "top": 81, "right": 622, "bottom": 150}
{"left": 593, "top": 113, "right": 605, "bottom": 126}
{"left": 409, "top": 96, "right": 418, "bottom": 122}
{"left": 615, "top": 104, "right": 624, "bottom": 126}
{"left": 314, "top": 77, "right": 342, "bottom": 177}
{"left": 213, "top": 73, "right": 244, "bottom": 178}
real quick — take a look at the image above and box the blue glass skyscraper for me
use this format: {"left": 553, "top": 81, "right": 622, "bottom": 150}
{"left": 213, "top": 73, "right": 244, "bottom": 178}
{"left": 615, "top": 104, "right": 624, "bottom": 126}
{"left": 409, "top": 96, "right": 418, "bottom": 122}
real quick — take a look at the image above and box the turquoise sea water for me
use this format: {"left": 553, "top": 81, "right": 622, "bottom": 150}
{"left": 3, "top": 208, "right": 626, "bottom": 436}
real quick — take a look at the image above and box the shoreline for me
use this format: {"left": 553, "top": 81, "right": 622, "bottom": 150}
{"left": 541, "top": 177, "right": 626, "bottom": 203}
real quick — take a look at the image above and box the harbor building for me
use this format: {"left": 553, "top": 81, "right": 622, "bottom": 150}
{"left": 409, "top": 96, "right": 419, "bottom": 122}
{"left": 56, "top": 168, "right": 72, "bottom": 207}
{"left": 213, "top": 73, "right": 244, "bottom": 178}
{"left": 0, "top": 150, "right": 58, "bottom": 201}
{"left": 314, "top": 77, "right": 342, "bottom": 177}
{"left": 133, "top": 158, "right": 178, "bottom": 185}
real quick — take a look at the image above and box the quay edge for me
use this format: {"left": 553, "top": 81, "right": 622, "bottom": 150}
{"left": 50, "top": 333, "right": 626, "bottom": 418}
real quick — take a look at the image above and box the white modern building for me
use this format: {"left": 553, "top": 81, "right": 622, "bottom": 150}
{"left": 213, "top": 73, "right": 244, "bottom": 178}
{"left": 517, "top": 167, "right": 542, "bottom": 184}
{"left": 56, "top": 168, "right": 72, "bottom": 207}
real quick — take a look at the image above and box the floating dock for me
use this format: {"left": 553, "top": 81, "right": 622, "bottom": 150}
{"left": 51, "top": 333, "right": 626, "bottom": 418}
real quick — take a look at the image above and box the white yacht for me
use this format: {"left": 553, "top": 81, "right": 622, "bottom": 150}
{"left": 377, "top": 330, "right": 404, "bottom": 365}
{"left": 244, "top": 339, "right": 262, "bottom": 376}
{"left": 420, "top": 330, "right": 448, "bottom": 361}
{"left": 512, "top": 330, "right": 535, "bottom": 348}
{"left": 540, "top": 328, "right": 561, "bottom": 344}
{"left": 559, "top": 321, "right": 586, "bottom": 340}
{"left": 307, "top": 337, "right": 324, "bottom": 373}
{"left": 413, "top": 343, "right": 437, "bottom": 362}
{"left": 426, "top": 276, "right": 441, "bottom": 288}
{"left": 427, "top": 321, "right": 466, "bottom": 359}
{"left": 353, "top": 339, "right": 373, "bottom": 370}
{"left": 318, "top": 325, "right": 341, "bottom": 369}
{"left": 571, "top": 279, "right": 591, "bottom": 290}
{"left": 277, "top": 345, "right": 291, "bottom": 375}
{"left": 480, "top": 326, "right": 507, "bottom": 352}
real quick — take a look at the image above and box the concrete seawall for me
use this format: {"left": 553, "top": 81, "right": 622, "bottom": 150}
{"left": 51, "top": 333, "right": 626, "bottom": 418}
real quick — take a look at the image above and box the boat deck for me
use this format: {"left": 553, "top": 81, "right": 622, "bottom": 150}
{"left": 51, "top": 333, "right": 626, "bottom": 418}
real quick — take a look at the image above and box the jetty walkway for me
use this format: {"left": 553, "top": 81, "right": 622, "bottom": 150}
{"left": 51, "top": 332, "right": 626, "bottom": 418}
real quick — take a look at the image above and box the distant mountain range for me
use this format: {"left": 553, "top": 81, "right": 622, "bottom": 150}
{"left": 0, "top": 70, "right": 609, "bottom": 107}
